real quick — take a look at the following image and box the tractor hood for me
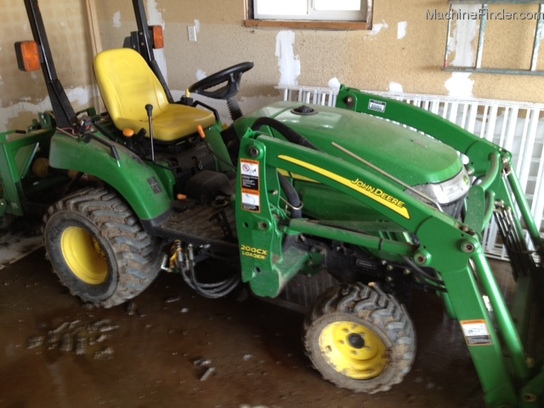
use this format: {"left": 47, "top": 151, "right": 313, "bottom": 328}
{"left": 235, "top": 101, "right": 464, "bottom": 186}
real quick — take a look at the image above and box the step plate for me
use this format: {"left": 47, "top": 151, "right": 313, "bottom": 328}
{"left": 156, "top": 203, "right": 238, "bottom": 252}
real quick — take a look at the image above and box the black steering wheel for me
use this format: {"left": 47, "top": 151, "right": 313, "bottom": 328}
{"left": 187, "top": 61, "right": 254, "bottom": 100}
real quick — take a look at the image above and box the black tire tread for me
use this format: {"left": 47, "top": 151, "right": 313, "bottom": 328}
{"left": 43, "top": 186, "right": 161, "bottom": 308}
{"left": 303, "top": 282, "right": 416, "bottom": 394}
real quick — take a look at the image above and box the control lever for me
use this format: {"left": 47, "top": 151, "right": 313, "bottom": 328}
{"left": 145, "top": 104, "right": 155, "bottom": 162}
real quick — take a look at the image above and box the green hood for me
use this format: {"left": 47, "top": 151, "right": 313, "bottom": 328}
{"left": 235, "top": 101, "right": 463, "bottom": 186}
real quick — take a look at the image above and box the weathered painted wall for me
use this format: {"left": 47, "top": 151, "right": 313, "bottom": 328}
{"left": 0, "top": 0, "right": 96, "bottom": 131}
{"left": 93, "top": 0, "right": 544, "bottom": 100}
{"left": 1, "top": 0, "right": 543, "bottom": 131}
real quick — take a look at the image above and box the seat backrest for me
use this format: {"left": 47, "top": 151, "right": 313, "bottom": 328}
{"left": 93, "top": 48, "right": 168, "bottom": 124}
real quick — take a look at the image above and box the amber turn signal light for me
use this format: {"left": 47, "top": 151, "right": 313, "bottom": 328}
{"left": 152, "top": 25, "right": 164, "bottom": 49}
{"left": 14, "top": 41, "right": 41, "bottom": 72}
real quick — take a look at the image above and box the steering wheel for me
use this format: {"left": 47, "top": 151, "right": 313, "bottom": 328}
{"left": 187, "top": 61, "right": 254, "bottom": 100}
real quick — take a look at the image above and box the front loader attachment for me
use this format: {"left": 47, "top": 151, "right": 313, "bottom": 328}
{"left": 235, "top": 94, "right": 544, "bottom": 407}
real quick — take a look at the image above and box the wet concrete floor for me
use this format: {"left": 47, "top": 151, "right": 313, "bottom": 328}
{"left": 1, "top": 248, "right": 487, "bottom": 408}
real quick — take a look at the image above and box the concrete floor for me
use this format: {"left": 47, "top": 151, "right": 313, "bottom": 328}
{"left": 0, "top": 247, "right": 487, "bottom": 408}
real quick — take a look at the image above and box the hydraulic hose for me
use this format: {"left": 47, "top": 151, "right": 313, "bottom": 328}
{"left": 251, "top": 117, "right": 318, "bottom": 218}
{"left": 278, "top": 173, "right": 302, "bottom": 218}
{"left": 251, "top": 117, "right": 313, "bottom": 218}
{"left": 251, "top": 117, "right": 318, "bottom": 150}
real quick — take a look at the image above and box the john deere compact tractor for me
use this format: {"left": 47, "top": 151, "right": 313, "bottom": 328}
{"left": 1, "top": 0, "right": 542, "bottom": 406}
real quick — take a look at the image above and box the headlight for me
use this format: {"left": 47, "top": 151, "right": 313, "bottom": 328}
{"left": 406, "top": 168, "right": 470, "bottom": 217}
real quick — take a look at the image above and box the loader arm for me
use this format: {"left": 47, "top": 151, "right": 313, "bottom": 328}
{"left": 336, "top": 86, "right": 544, "bottom": 262}
{"left": 235, "top": 128, "right": 544, "bottom": 408}
{"left": 335, "top": 86, "right": 505, "bottom": 172}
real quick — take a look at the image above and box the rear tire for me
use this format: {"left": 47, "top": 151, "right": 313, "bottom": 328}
{"left": 303, "top": 282, "right": 416, "bottom": 394}
{"left": 43, "top": 187, "right": 161, "bottom": 308}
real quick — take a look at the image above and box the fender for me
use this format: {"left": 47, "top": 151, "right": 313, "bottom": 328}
{"left": 48, "top": 131, "right": 172, "bottom": 221}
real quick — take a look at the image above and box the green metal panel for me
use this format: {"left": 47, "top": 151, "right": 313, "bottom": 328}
{"left": 0, "top": 128, "right": 55, "bottom": 216}
{"left": 48, "top": 131, "right": 171, "bottom": 220}
{"left": 235, "top": 101, "right": 463, "bottom": 186}
{"left": 295, "top": 182, "right": 385, "bottom": 221}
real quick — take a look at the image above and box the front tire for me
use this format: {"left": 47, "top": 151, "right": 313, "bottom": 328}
{"left": 43, "top": 187, "right": 161, "bottom": 308}
{"left": 304, "top": 282, "right": 416, "bottom": 394}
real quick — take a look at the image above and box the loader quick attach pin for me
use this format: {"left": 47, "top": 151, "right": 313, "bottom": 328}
{"left": 461, "top": 241, "right": 476, "bottom": 254}
{"left": 413, "top": 250, "right": 431, "bottom": 266}
{"left": 248, "top": 146, "right": 260, "bottom": 158}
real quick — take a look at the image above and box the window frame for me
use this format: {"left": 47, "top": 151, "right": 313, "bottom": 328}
{"left": 245, "top": 0, "right": 373, "bottom": 30}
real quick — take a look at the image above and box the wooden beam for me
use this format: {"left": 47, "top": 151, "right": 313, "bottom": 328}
{"left": 244, "top": 19, "right": 368, "bottom": 31}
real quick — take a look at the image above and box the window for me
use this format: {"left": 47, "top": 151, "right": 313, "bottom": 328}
{"left": 247, "top": 0, "right": 371, "bottom": 29}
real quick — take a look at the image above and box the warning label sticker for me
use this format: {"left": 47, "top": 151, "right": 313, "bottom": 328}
{"left": 241, "top": 192, "right": 260, "bottom": 212}
{"left": 240, "top": 159, "right": 260, "bottom": 212}
{"left": 460, "top": 320, "right": 492, "bottom": 346}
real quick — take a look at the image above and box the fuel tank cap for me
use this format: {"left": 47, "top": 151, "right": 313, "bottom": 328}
{"left": 290, "top": 105, "right": 318, "bottom": 116}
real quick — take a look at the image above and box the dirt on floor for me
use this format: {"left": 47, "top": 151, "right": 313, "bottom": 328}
{"left": 0, "top": 248, "right": 486, "bottom": 408}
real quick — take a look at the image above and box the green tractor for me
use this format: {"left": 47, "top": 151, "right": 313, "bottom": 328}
{"left": 1, "top": 0, "right": 543, "bottom": 406}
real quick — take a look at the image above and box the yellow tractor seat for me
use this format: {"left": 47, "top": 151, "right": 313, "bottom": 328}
{"left": 93, "top": 48, "right": 215, "bottom": 142}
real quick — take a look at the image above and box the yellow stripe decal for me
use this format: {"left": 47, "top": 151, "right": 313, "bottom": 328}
{"left": 278, "top": 155, "right": 410, "bottom": 220}
{"left": 277, "top": 169, "right": 317, "bottom": 183}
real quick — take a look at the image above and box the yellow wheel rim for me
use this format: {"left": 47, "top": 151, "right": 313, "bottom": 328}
{"left": 61, "top": 226, "right": 108, "bottom": 285}
{"left": 318, "top": 320, "right": 388, "bottom": 380}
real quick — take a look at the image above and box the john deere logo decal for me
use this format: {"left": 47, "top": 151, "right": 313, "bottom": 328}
{"left": 278, "top": 155, "right": 410, "bottom": 220}
{"left": 350, "top": 178, "right": 406, "bottom": 214}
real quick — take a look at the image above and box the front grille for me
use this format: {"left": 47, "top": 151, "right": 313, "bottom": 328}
{"left": 442, "top": 195, "right": 466, "bottom": 219}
